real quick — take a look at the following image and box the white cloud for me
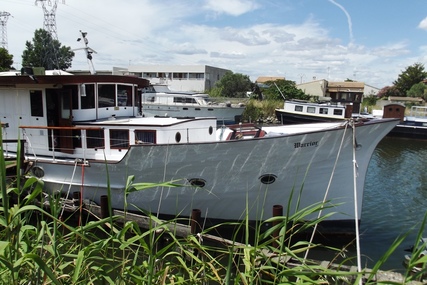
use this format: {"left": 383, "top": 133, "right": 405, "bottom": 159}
{"left": 204, "top": 0, "right": 260, "bottom": 16}
{"left": 418, "top": 17, "right": 427, "bottom": 30}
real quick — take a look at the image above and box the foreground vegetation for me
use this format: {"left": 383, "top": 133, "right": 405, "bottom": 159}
{"left": 1, "top": 135, "right": 426, "bottom": 284}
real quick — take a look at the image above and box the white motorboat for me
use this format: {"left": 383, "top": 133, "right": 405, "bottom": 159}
{"left": 141, "top": 84, "right": 245, "bottom": 124}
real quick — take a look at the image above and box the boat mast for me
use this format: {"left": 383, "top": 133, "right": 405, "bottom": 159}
{"left": 76, "top": 30, "right": 97, "bottom": 75}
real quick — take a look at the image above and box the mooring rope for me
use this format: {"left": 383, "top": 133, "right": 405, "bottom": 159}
{"left": 59, "top": 159, "right": 79, "bottom": 220}
{"left": 303, "top": 120, "right": 349, "bottom": 261}
{"left": 351, "top": 120, "right": 363, "bottom": 283}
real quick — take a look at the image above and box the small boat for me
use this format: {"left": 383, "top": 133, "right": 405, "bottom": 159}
{"left": 141, "top": 84, "right": 245, "bottom": 124}
{"left": 0, "top": 70, "right": 399, "bottom": 233}
{"left": 382, "top": 104, "right": 427, "bottom": 139}
{"left": 275, "top": 100, "right": 356, "bottom": 124}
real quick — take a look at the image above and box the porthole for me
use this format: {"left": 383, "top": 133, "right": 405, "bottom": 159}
{"left": 175, "top": 132, "right": 181, "bottom": 143}
{"left": 188, "top": 178, "right": 206, "bottom": 188}
{"left": 32, "top": 166, "right": 45, "bottom": 178}
{"left": 209, "top": 126, "right": 213, "bottom": 135}
{"left": 259, "top": 174, "right": 277, "bottom": 185}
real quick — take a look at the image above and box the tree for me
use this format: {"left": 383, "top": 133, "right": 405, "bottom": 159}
{"left": 210, "top": 71, "right": 252, "bottom": 97}
{"left": 377, "top": 86, "right": 403, "bottom": 99}
{"left": 0, "top": 48, "right": 14, "bottom": 71}
{"left": 407, "top": 82, "right": 427, "bottom": 100}
{"left": 261, "top": 79, "right": 310, "bottom": 101}
{"left": 393, "top": 62, "right": 427, "bottom": 95}
{"left": 22, "top": 29, "right": 74, "bottom": 70}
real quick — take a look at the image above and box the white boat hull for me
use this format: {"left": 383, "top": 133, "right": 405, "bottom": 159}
{"left": 31, "top": 119, "right": 397, "bottom": 225}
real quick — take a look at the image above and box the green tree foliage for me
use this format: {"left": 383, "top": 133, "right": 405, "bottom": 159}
{"left": 377, "top": 85, "right": 403, "bottom": 99}
{"left": 407, "top": 82, "right": 427, "bottom": 100}
{"left": 0, "top": 48, "right": 14, "bottom": 71}
{"left": 22, "top": 29, "right": 75, "bottom": 70}
{"left": 393, "top": 62, "right": 427, "bottom": 95}
{"left": 210, "top": 71, "right": 252, "bottom": 97}
{"left": 261, "top": 79, "right": 310, "bottom": 101}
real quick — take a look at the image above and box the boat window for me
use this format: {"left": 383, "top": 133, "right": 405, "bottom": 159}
{"left": 110, "top": 129, "right": 129, "bottom": 149}
{"left": 117, "top": 85, "right": 133, "bottom": 106}
{"left": 175, "top": 132, "right": 181, "bottom": 143}
{"left": 81, "top": 84, "right": 96, "bottom": 109}
{"left": 135, "top": 130, "right": 156, "bottom": 144}
{"left": 62, "top": 85, "right": 79, "bottom": 110}
{"left": 295, "top": 105, "right": 303, "bottom": 112}
{"left": 86, "top": 129, "right": 105, "bottom": 148}
{"left": 98, "top": 84, "right": 115, "bottom": 107}
{"left": 30, "top": 90, "right": 43, "bottom": 117}
{"left": 319, "top": 108, "right": 328, "bottom": 115}
{"left": 307, "top": 107, "right": 315, "bottom": 113}
{"left": 333, "top": 109, "right": 343, "bottom": 116}
{"left": 173, "top": 97, "right": 184, "bottom": 103}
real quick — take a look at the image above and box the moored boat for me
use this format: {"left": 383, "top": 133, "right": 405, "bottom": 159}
{"left": 0, "top": 70, "right": 399, "bottom": 233}
{"left": 275, "top": 100, "right": 354, "bottom": 124}
{"left": 382, "top": 104, "right": 427, "bottom": 139}
{"left": 141, "top": 84, "right": 245, "bottom": 124}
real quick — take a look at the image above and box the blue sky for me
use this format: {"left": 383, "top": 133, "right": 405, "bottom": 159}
{"left": 3, "top": 0, "right": 427, "bottom": 88}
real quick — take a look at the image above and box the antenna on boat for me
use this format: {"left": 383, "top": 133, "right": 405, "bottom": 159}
{"left": 74, "top": 30, "right": 97, "bottom": 75}
{"left": 274, "top": 82, "right": 286, "bottom": 100}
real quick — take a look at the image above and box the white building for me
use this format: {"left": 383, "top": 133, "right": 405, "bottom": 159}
{"left": 115, "top": 65, "right": 231, "bottom": 92}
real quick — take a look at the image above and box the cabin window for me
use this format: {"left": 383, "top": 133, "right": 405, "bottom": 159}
{"left": 307, "top": 107, "right": 315, "bottom": 113}
{"left": 117, "top": 85, "right": 133, "bottom": 106}
{"left": 110, "top": 129, "right": 129, "bottom": 149}
{"left": 333, "top": 109, "right": 343, "bottom": 116}
{"left": 30, "top": 90, "right": 43, "bottom": 117}
{"left": 86, "top": 129, "right": 105, "bottom": 148}
{"left": 173, "top": 97, "right": 196, "bottom": 104}
{"left": 319, "top": 108, "right": 328, "bottom": 115}
{"left": 294, "top": 105, "right": 303, "bottom": 112}
{"left": 62, "top": 85, "right": 79, "bottom": 110}
{"left": 98, "top": 84, "right": 115, "bottom": 107}
{"left": 135, "top": 130, "right": 156, "bottom": 144}
{"left": 81, "top": 84, "right": 96, "bottom": 109}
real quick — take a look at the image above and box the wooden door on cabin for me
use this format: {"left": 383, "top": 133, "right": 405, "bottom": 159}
{"left": 46, "top": 89, "right": 74, "bottom": 153}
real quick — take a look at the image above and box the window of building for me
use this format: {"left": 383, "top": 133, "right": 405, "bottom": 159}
{"left": 143, "top": 72, "right": 156, "bottom": 78}
{"left": 30, "top": 90, "right": 43, "bottom": 117}
{"left": 189, "top": 73, "right": 204, "bottom": 80}
{"left": 173, "top": 73, "right": 188, "bottom": 79}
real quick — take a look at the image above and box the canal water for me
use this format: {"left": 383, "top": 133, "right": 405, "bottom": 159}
{"left": 359, "top": 136, "right": 427, "bottom": 271}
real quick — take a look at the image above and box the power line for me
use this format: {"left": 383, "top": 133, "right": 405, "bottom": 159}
{"left": 35, "top": 0, "right": 65, "bottom": 40}
{"left": 0, "top": 11, "right": 11, "bottom": 49}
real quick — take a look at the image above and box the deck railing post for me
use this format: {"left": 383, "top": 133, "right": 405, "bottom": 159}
{"left": 191, "top": 209, "right": 202, "bottom": 235}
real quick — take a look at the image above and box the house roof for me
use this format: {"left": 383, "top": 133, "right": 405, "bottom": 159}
{"left": 327, "top": 81, "right": 365, "bottom": 92}
{"left": 255, "top": 76, "right": 285, "bottom": 83}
